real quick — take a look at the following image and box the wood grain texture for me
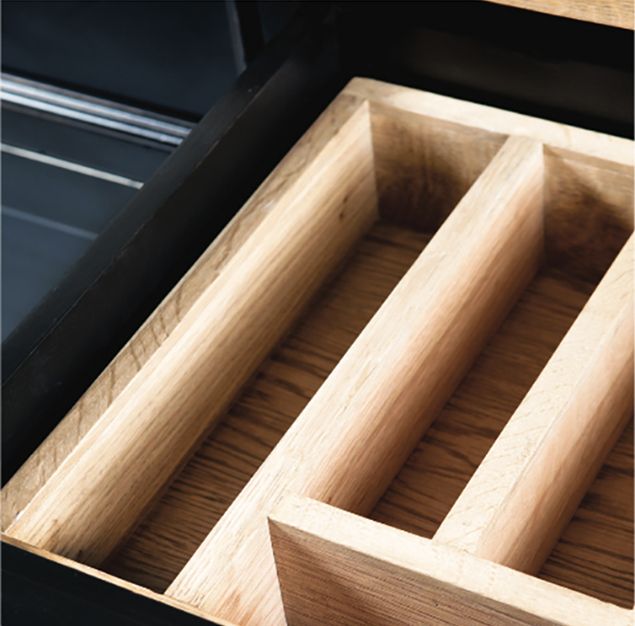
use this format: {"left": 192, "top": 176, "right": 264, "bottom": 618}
{"left": 370, "top": 102, "right": 632, "bottom": 278}
{"left": 103, "top": 222, "right": 430, "bottom": 592}
{"left": 0, "top": 92, "right": 371, "bottom": 532}
{"left": 435, "top": 238, "right": 634, "bottom": 576}
{"left": 485, "top": 0, "right": 634, "bottom": 30}
{"left": 371, "top": 269, "right": 595, "bottom": 537}
{"left": 166, "top": 136, "right": 545, "bottom": 625}
{"left": 362, "top": 81, "right": 634, "bottom": 281}
{"left": 347, "top": 79, "right": 633, "bottom": 168}
{"left": 269, "top": 496, "right": 633, "bottom": 626}
{"left": 3, "top": 79, "right": 634, "bottom": 624}
{"left": 6, "top": 96, "right": 378, "bottom": 564}
{"left": 5, "top": 78, "right": 632, "bottom": 530}
{"left": 540, "top": 417, "right": 634, "bottom": 608}
{"left": 543, "top": 149, "right": 633, "bottom": 282}
{"left": 371, "top": 103, "right": 506, "bottom": 230}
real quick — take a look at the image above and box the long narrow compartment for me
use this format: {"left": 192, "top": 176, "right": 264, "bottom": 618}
{"left": 102, "top": 103, "right": 513, "bottom": 592}
{"left": 101, "top": 107, "right": 515, "bottom": 591}
{"left": 366, "top": 113, "right": 634, "bottom": 609}
{"left": 5, "top": 95, "right": 505, "bottom": 596}
{"left": 370, "top": 267, "right": 596, "bottom": 536}
{"left": 104, "top": 221, "right": 431, "bottom": 590}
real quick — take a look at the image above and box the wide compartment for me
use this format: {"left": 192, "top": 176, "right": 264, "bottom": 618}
{"left": 3, "top": 80, "right": 633, "bottom": 626}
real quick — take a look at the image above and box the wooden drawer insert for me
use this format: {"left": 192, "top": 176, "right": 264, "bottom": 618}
{"left": 2, "top": 78, "right": 633, "bottom": 626}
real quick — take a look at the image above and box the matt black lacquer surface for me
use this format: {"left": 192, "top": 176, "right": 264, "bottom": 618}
{"left": 1, "top": 543, "right": 219, "bottom": 626}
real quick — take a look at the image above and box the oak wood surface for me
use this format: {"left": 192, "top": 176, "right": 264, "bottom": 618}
{"left": 485, "top": 0, "right": 634, "bottom": 30}
{"left": 2, "top": 78, "right": 633, "bottom": 624}
{"left": 166, "top": 136, "right": 545, "bottom": 624}
{"left": 6, "top": 96, "right": 378, "bottom": 564}
{"left": 0, "top": 92, "right": 370, "bottom": 532}
{"left": 346, "top": 79, "right": 633, "bottom": 168}
{"left": 540, "top": 417, "right": 634, "bottom": 608}
{"left": 371, "top": 268, "right": 595, "bottom": 536}
{"left": 435, "top": 238, "right": 634, "bottom": 576}
{"left": 103, "top": 222, "right": 430, "bottom": 592}
{"left": 105, "top": 229, "right": 634, "bottom": 610}
{"left": 542, "top": 151, "right": 632, "bottom": 282}
{"left": 4, "top": 78, "right": 632, "bottom": 534}
{"left": 269, "top": 496, "right": 633, "bottom": 626}
{"left": 361, "top": 81, "right": 634, "bottom": 283}
{"left": 370, "top": 103, "right": 506, "bottom": 231}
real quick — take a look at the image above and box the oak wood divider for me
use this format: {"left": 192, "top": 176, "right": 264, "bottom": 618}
{"left": 268, "top": 496, "right": 633, "bottom": 626}
{"left": 165, "top": 135, "right": 545, "bottom": 624}
{"left": 6, "top": 94, "right": 379, "bottom": 564}
{"left": 434, "top": 236, "right": 634, "bottom": 573}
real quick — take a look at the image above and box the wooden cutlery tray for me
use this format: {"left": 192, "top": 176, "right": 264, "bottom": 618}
{"left": 2, "top": 78, "right": 633, "bottom": 626}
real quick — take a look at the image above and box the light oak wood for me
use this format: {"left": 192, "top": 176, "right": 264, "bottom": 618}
{"left": 486, "top": 0, "right": 634, "bottom": 30}
{"left": 370, "top": 269, "right": 595, "bottom": 534}
{"left": 540, "top": 417, "right": 633, "bottom": 607}
{"left": 345, "top": 79, "right": 633, "bottom": 168}
{"left": 434, "top": 237, "right": 633, "bottom": 574}
{"left": 356, "top": 80, "right": 634, "bottom": 282}
{"left": 367, "top": 264, "right": 634, "bottom": 608}
{"left": 6, "top": 95, "right": 378, "bottom": 564}
{"left": 99, "top": 228, "right": 633, "bottom": 608}
{"left": 166, "top": 136, "right": 545, "bottom": 624}
{"left": 103, "top": 222, "right": 430, "bottom": 591}
{"left": 542, "top": 150, "right": 633, "bottom": 282}
{"left": 3, "top": 78, "right": 632, "bottom": 532}
{"left": 2, "top": 79, "right": 633, "bottom": 624}
{"left": 0, "top": 91, "right": 370, "bottom": 532}
{"left": 268, "top": 496, "right": 633, "bottom": 626}
{"left": 370, "top": 103, "right": 506, "bottom": 231}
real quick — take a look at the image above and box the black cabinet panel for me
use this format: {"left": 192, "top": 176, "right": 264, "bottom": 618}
{"left": 2, "top": 0, "right": 238, "bottom": 119}
{"left": 2, "top": 153, "right": 138, "bottom": 234}
{"left": 1, "top": 543, "right": 218, "bottom": 626}
{"left": 2, "top": 213, "right": 92, "bottom": 340}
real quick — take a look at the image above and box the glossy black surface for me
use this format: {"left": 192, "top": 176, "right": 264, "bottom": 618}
{"left": 2, "top": 5, "right": 338, "bottom": 482}
{"left": 336, "top": 1, "right": 633, "bottom": 138}
{"left": 1, "top": 107, "right": 173, "bottom": 340}
{"left": 2, "top": 106, "right": 173, "bottom": 179}
{"left": 2, "top": 0, "right": 238, "bottom": 120}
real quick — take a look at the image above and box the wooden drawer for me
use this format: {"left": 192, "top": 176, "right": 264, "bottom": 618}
{"left": 3, "top": 77, "right": 633, "bottom": 625}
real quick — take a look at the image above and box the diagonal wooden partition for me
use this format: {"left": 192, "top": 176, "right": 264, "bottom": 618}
{"left": 166, "top": 135, "right": 545, "bottom": 624}
{"left": 434, "top": 236, "right": 634, "bottom": 574}
{"left": 6, "top": 94, "right": 379, "bottom": 565}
